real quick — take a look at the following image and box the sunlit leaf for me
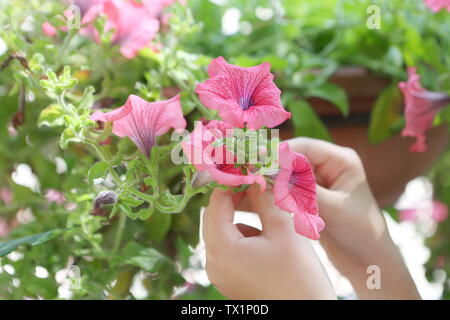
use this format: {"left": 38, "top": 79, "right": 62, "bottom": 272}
{"left": 0, "top": 229, "right": 65, "bottom": 257}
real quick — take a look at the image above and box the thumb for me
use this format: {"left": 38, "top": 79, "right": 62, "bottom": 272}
{"left": 246, "top": 184, "right": 294, "bottom": 237}
{"left": 316, "top": 185, "right": 344, "bottom": 222}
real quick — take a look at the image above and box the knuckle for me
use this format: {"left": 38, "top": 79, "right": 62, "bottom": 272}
{"left": 343, "top": 147, "right": 363, "bottom": 167}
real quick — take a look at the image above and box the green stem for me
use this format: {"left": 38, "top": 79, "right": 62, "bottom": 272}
{"left": 112, "top": 212, "right": 127, "bottom": 254}
{"left": 86, "top": 140, "right": 122, "bottom": 185}
{"left": 57, "top": 92, "right": 77, "bottom": 117}
{"left": 57, "top": 30, "right": 76, "bottom": 65}
{"left": 128, "top": 187, "right": 156, "bottom": 203}
{"left": 169, "top": 72, "right": 213, "bottom": 119}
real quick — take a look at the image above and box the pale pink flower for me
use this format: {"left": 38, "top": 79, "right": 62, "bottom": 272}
{"left": 0, "top": 188, "right": 13, "bottom": 205}
{"left": 91, "top": 94, "right": 186, "bottom": 157}
{"left": 0, "top": 218, "right": 10, "bottom": 237}
{"left": 182, "top": 121, "right": 266, "bottom": 189}
{"left": 431, "top": 201, "right": 448, "bottom": 222}
{"left": 81, "top": 0, "right": 160, "bottom": 58}
{"left": 399, "top": 200, "right": 448, "bottom": 223}
{"left": 196, "top": 57, "right": 291, "bottom": 129}
{"left": 65, "top": 202, "right": 78, "bottom": 211}
{"left": 273, "top": 142, "right": 324, "bottom": 240}
{"left": 45, "top": 189, "right": 66, "bottom": 205}
{"left": 424, "top": 0, "right": 450, "bottom": 12}
{"left": 399, "top": 67, "right": 450, "bottom": 152}
{"left": 399, "top": 208, "right": 417, "bottom": 222}
{"left": 70, "top": 0, "right": 101, "bottom": 17}
{"left": 42, "top": 22, "right": 58, "bottom": 37}
{"left": 142, "top": 0, "right": 186, "bottom": 17}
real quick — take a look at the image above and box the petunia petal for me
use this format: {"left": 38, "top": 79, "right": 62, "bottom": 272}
{"left": 274, "top": 142, "right": 323, "bottom": 240}
{"left": 293, "top": 212, "right": 325, "bottom": 240}
{"left": 81, "top": 0, "right": 160, "bottom": 59}
{"left": 92, "top": 94, "right": 185, "bottom": 157}
{"left": 196, "top": 56, "right": 291, "bottom": 129}
{"left": 90, "top": 102, "right": 132, "bottom": 122}
{"left": 182, "top": 121, "right": 266, "bottom": 189}
{"left": 399, "top": 67, "right": 450, "bottom": 152}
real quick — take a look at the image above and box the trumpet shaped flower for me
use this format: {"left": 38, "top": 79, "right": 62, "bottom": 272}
{"left": 82, "top": 0, "right": 160, "bottom": 58}
{"left": 273, "top": 142, "right": 324, "bottom": 240}
{"left": 91, "top": 94, "right": 186, "bottom": 157}
{"left": 399, "top": 67, "right": 450, "bottom": 152}
{"left": 196, "top": 57, "right": 291, "bottom": 129}
{"left": 182, "top": 121, "right": 266, "bottom": 189}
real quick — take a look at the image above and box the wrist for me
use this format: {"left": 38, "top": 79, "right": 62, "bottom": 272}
{"left": 344, "top": 237, "right": 420, "bottom": 299}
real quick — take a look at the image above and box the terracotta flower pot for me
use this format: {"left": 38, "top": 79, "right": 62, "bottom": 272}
{"left": 284, "top": 67, "right": 449, "bottom": 207}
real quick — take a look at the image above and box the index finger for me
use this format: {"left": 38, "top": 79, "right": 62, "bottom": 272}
{"left": 287, "top": 137, "right": 365, "bottom": 190}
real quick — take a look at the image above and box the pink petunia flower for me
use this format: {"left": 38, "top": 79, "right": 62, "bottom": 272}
{"left": 42, "top": 22, "right": 58, "bottom": 37}
{"left": 196, "top": 57, "right": 291, "bottom": 130}
{"left": 91, "top": 94, "right": 186, "bottom": 157}
{"left": 399, "top": 67, "right": 450, "bottom": 152}
{"left": 182, "top": 121, "right": 266, "bottom": 189}
{"left": 45, "top": 189, "right": 66, "bottom": 205}
{"left": 81, "top": 0, "right": 160, "bottom": 58}
{"left": 273, "top": 142, "right": 324, "bottom": 240}
{"left": 424, "top": 0, "right": 450, "bottom": 12}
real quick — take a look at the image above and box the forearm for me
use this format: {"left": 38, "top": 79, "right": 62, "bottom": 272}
{"left": 290, "top": 241, "right": 337, "bottom": 300}
{"left": 345, "top": 237, "right": 421, "bottom": 300}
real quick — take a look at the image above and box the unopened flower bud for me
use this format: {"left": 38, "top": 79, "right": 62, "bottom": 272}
{"left": 94, "top": 190, "right": 118, "bottom": 208}
{"left": 92, "top": 191, "right": 118, "bottom": 216}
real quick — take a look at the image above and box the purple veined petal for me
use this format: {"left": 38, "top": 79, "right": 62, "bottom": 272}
{"left": 195, "top": 56, "right": 291, "bottom": 129}
{"left": 91, "top": 94, "right": 186, "bottom": 158}
{"left": 273, "top": 142, "right": 323, "bottom": 240}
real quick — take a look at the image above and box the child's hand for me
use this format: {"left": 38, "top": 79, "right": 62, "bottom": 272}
{"left": 289, "top": 137, "right": 420, "bottom": 299}
{"left": 202, "top": 187, "right": 336, "bottom": 300}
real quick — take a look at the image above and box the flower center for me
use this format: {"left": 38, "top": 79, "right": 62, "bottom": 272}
{"left": 239, "top": 96, "right": 254, "bottom": 111}
{"left": 289, "top": 173, "right": 303, "bottom": 188}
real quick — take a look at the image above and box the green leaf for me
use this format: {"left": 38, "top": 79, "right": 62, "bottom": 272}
{"left": 146, "top": 211, "right": 172, "bottom": 242}
{"left": 290, "top": 100, "right": 332, "bottom": 141}
{"left": 60, "top": 128, "right": 82, "bottom": 149}
{"left": 137, "top": 207, "right": 154, "bottom": 221}
{"left": 119, "top": 195, "right": 144, "bottom": 207}
{"left": 368, "top": 84, "right": 403, "bottom": 144}
{"left": 176, "top": 238, "right": 192, "bottom": 269}
{"left": 119, "top": 242, "right": 166, "bottom": 273}
{"left": 160, "top": 190, "right": 183, "bottom": 207}
{"left": 38, "top": 104, "right": 65, "bottom": 128}
{"left": 0, "top": 229, "right": 65, "bottom": 257}
{"left": 119, "top": 203, "right": 133, "bottom": 218}
{"left": 307, "top": 82, "right": 349, "bottom": 116}
{"left": 88, "top": 161, "right": 109, "bottom": 184}
{"left": 78, "top": 86, "right": 95, "bottom": 111}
